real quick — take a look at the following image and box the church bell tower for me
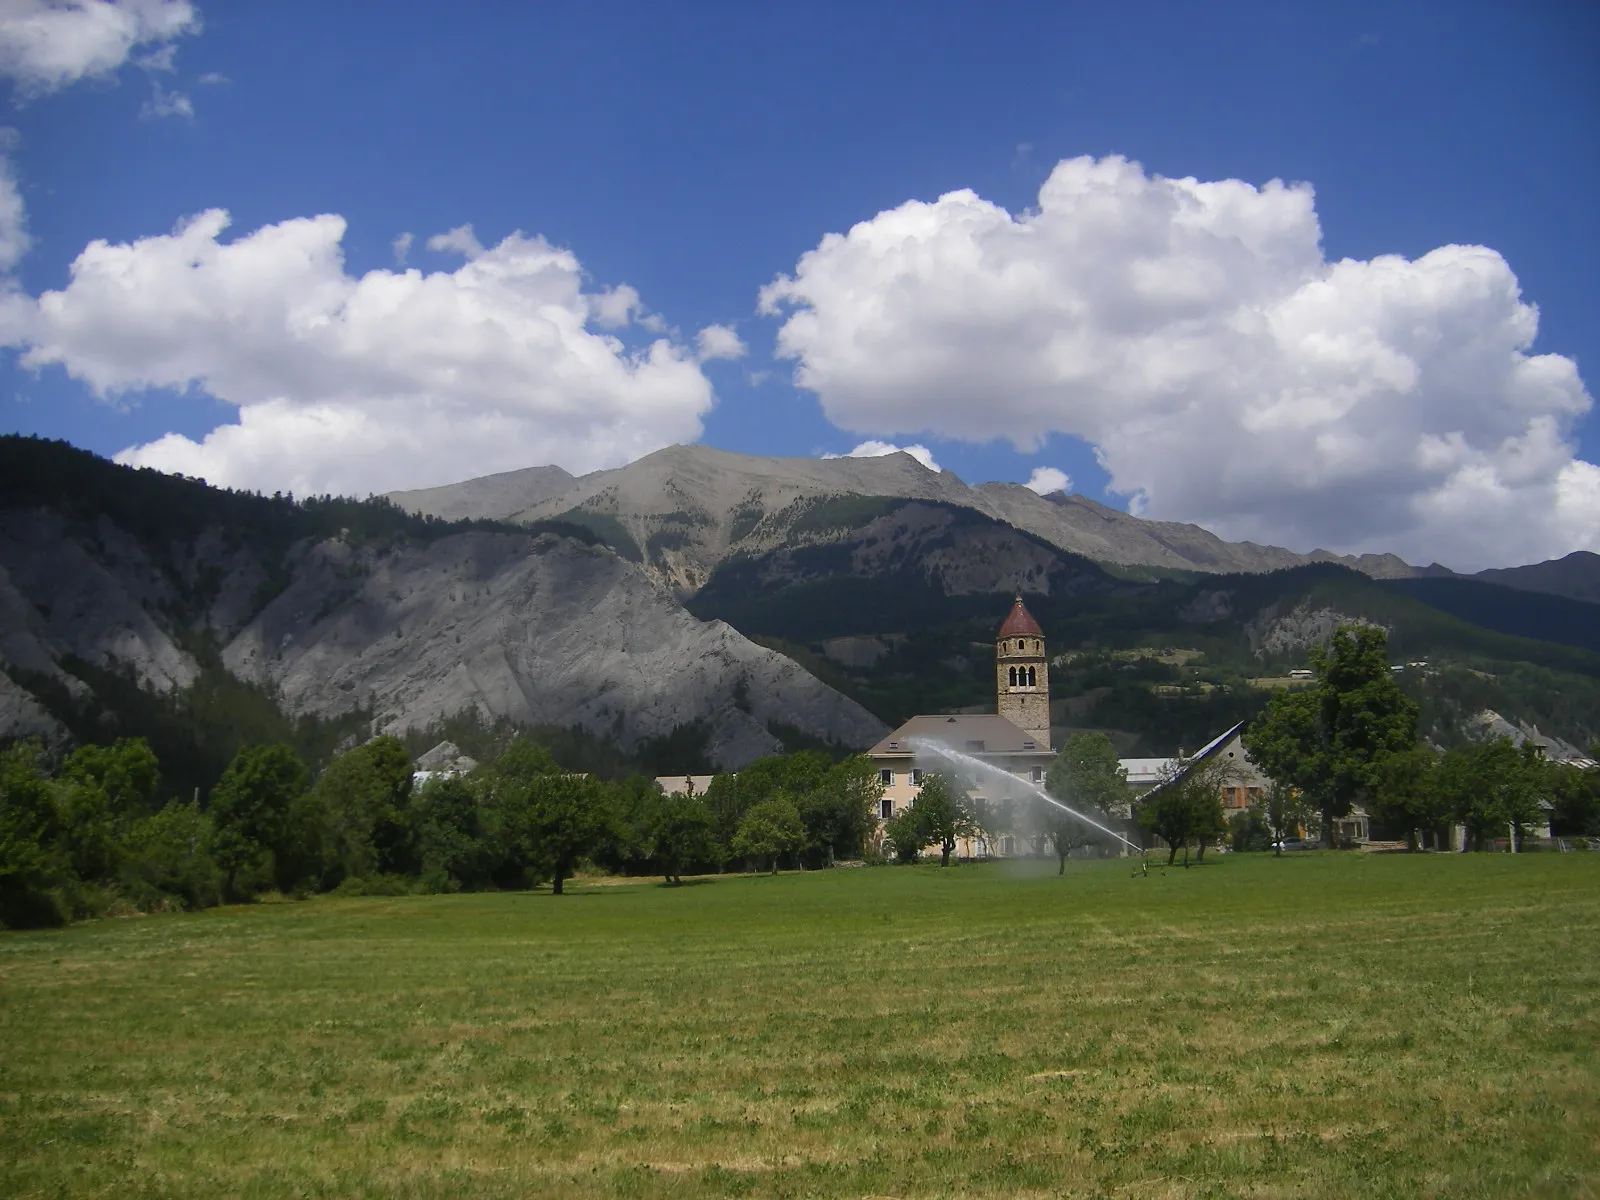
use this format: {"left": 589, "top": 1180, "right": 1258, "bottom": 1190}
{"left": 996, "top": 595, "right": 1050, "bottom": 749}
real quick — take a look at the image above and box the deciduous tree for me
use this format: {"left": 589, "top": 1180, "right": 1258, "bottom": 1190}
{"left": 1136, "top": 753, "right": 1235, "bottom": 866}
{"left": 120, "top": 802, "right": 220, "bottom": 911}
{"left": 1258, "top": 781, "right": 1315, "bottom": 856}
{"left": 732, "top": 795, "right": 806, "bottom": 874}
{"left": 0, "top": 741, "right": 67, "bottom": 928}
{"left": 1369, "top": 745, "right": 1445, "bottom": 851}
{"left": 795, "top": 755, "right": 882, "bottom": 865}
{"left": 1436, "top": 739, "right": 1546, "bottom": 851}
{"left": 1040, "top": 732, "right": 1128, "bottom": 872}
{"left": 312, "top": 737, "right": 416, "bottom": 885}
{"left": 1548, "top": 761, "right": 1600, "bottom": 837}
{"left": 411, "top": 775, "right": 488, "bottom": 892}
{"left": 1228, "top": 806, "right": 1272, "bottom": 852}
{"left": 523, "top": 774, "right": 610, "bottom": 894}
{"left": 51, "top": 737, "right": 165, "bottom": 888}
{"left": 478, "top": 740, "right": 606, "bottom": 893}
{"left": 905, "top": 772, "right": 976, "bottom": 868}
{"left": 209, "top": 743, "right": 310, "bottom": 898}
{"left": 651, "top": 791, "right": 717, "bottom": 884}
{"left": 1243, "top": 626, "right": 1419, "bottom": 847}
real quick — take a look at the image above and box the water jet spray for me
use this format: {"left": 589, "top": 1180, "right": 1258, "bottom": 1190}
{"left": 908, "top": 737, "right": 1144, "bottom": 854}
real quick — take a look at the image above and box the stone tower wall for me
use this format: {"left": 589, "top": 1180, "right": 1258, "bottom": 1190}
{"left": 995, "top": 632, "right": 1050, "bottom": 747}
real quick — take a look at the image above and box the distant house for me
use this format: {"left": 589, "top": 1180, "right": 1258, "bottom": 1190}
{"left": 1120, "top": 722, "right": 1268, "bottom": 808}
{"left": 1117, "top": 722, "right": 1354, "bottom": 842}
{"left": 655, "top": 774, "right": 718, "bottom": 797}
{"left": 410, "top": 740, "right": 480, "bottom": 789}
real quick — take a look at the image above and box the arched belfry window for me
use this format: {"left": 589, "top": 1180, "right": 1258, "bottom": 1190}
{"left": 1008, "top": 666, "right": 1017, "bottom": 686}
{"left": 1027, "top": 666, "right": 1037, "bottom": 687}
{"left": 1018, "top": 639, "right": 1025, "bottom": 651}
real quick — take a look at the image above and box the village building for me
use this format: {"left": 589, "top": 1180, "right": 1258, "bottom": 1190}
{"left": 1116, "top": 722, "right": 1344, "bottom": 845}
{"left": 655, "top": 774, "right": 718, "bottom": 797}
{"left": 1120, "top": 723, "right": 1369, "bottom": 844}
{"left": 1119, "top": 722, "right": 1270, "bottom": 815}
{"left": 1121, "top": 724, "right": 1378, "bottom": 845}
{"left": 866, "top": 596, "right": 1057, "bottom": 857}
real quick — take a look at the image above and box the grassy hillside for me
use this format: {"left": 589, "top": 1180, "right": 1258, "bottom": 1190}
{"left": 3, "top": 857, "right": 1596, "bottom": 1198}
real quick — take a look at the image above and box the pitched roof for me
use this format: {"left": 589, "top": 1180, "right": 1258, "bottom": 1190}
{"left": 997, "top": 595, "right": 1043, "bottom": 638}
{"left": 1120, "top": 722, "right": 1251, "bottom": 794}
{"left": 868, "top": 713, "right": 1050, "bottom": 757}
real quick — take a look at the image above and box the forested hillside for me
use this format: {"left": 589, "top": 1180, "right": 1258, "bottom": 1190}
{"left": 689, "top": 505, "right": 1600, "bottom": 756}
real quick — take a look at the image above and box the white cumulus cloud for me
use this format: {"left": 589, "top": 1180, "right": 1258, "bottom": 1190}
{"left": 0, "top": 0, "right": 199, "bottom": 95}
{"left": 822, "top": 439, "right": 941, "bottom": 472}
{"left": 16, "top": 209, "right": 719, "bottom": 495}
{"left": 138, "top": 75, "right": 189, "bottom": 118}
{"left": 0, "top": 143, "right": 30, "bottom": 272}
{"left": 696, "top": 323, "right": 746, "bottom": 361}
{"left": 761, "top": 155, "right": 1597, "bottom": 570}
{"left": 1024, "top": 466, "right": 1071, "bottom": 495}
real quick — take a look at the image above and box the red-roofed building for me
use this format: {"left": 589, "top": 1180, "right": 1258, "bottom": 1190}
{"left": 994, "top": 595, "right": 1049, "bottom": 748}
{"left": 866, "top": 596, "right": 1055, "bottom": 858}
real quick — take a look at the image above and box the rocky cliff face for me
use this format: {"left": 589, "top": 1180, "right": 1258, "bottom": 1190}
{"left": 1243, "top": 605, "right": 1385, "bottom": 656}
{"left": 0, "top": 511, "right": 201, "bottom": 693}
{"left": 0, "top": 493, "right": 885, "bottom": 768}
{"left": 223, "top": 530, "right": 886, "bottom": 766}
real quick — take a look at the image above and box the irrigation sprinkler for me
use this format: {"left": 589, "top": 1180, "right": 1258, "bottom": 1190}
{"left": 907, "top": 737, "right": 1145, "bottom": 857}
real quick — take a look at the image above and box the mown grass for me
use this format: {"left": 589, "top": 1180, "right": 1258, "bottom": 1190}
{"left": 2, "top": 854, "right": 1597, "bottom": 1198}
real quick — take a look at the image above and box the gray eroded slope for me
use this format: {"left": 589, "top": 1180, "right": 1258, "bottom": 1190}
{"left": 222, "top": 529, "right": 887, "bottom": 767}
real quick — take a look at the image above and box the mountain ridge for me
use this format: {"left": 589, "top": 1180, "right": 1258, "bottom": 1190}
{"left": 386, "top": 443, "right": 1464, "bottom": 586}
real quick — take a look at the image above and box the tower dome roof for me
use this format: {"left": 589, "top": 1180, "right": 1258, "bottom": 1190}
{"left": 997, "top": 595, "right": 1043, "bottom": 639}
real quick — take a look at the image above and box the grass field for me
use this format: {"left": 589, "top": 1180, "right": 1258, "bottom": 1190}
{"left": 2, "top": 854, "right": 1598, "bottom": 1199}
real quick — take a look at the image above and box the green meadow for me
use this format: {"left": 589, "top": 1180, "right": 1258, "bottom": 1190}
{"left": 2, "top": 854, "right": 1597, "bottom": 1199}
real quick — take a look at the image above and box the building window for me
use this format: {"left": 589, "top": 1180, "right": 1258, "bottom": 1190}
{"left": 1027, "top": 666, "right": 1037, "bottom": 687}
{"left": 879, "top": 768, "right": 893, "bottom": 785}
{"left": 910, "top": 769, "right": 924, "bottom": 785}
{"left": 1018, "top": 639, "right": 1025, "bottom": 651}
{"left": 965, "top": 740, "right": 985, "bottom": 752}
{"left": 1008, "top": 666, "right": 1017, "bottom": 686}
{"left": 880, "top": 798, "right": 893, "bottom": 819}
{"left": 1031, "top": 767, "right": 1043, "bottom": 783}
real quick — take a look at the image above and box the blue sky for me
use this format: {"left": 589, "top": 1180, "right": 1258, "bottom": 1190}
{"left": 1, "top": 0, "right": 1596, "bottom": 569}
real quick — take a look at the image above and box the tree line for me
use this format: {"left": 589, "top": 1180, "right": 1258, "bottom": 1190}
{"left": 0, "top": 735, "right": 887, "bottom": 929}
{"left": 1241, "top": 626, "right": 1600, "bottom": 852}
{"left": 1117, "top": 627, "right": 1599, "bottom": 861}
